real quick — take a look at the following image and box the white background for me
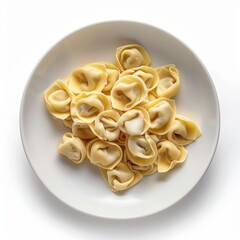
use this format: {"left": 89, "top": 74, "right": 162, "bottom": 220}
{"left": 1, "top": 0, "right": 240, "bottom": 239}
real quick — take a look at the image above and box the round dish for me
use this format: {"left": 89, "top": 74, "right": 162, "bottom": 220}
{"left": 20, "top": 21, "right": 220, "bottom": 219}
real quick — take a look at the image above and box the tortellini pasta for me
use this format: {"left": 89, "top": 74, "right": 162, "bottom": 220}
{"left": 111, "top": 75, "right": 147, "bottom": 111}
{"left": 121, "top": 66, "right": 158, "bottom": 91}
{"left": 71, "top": 92, "right": 111, "bottom": 123}
{"left": 99, "top": 162, "right": 143, "bottom": 192}
{"left": 118, "top": 106, "right": 150, "bottom": 136}
{"left": 102, "top": 63, "right": 120, "bottom": 93}
{"left": 44, "top": 44, "right": 202, "bottom": 192}
{"left": 146, "top": 97, "right": 176, "bottom": 135}
{"left": 72, "top": 121, "right": 96, "bottom": 140}
{"left": 58, "top": 132, "right": 86, "bottom": 163}
{"left": 87, "top": 139, "right": 122, "bottom": 170}
{"left": 167, "top": 115, "right": 202, "bottom": 145}
{"left": 125, "top": 134, "right": 157, "bottom": 166}
{"left": 68, "top": 63, "right": 108, "bottom": 94}
{"left": 152, "top": 64, "right": 180, "bottom": 98}
{"left": 89, "top": 110, "right": 120, "bottom": 141}
{"left": 116, "top": 44, "right": 151, "bottom": 71}
{"left": 156, "top": 140, "right": 188, "bottom": 173}
{"left": 123, "top": 151, "right": 157, "bottom": 176}
{"left": 44, "top": 80, "right": 74, "bottom": 120}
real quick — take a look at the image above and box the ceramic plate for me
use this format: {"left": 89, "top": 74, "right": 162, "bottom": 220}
{"left": 20, "top": 21, "right": 220, "bottom": 219}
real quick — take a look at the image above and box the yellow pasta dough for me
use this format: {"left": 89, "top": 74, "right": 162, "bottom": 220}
{"left": 71, "top": 91, "right": 111, "bottom": 123}
{"left": 148, "top": 134, "right": 163, "bottom": 144}
{"left": 58, "top": 132, "right": 86, "bottom": 163}
{"left": 125, "top": 134, "right": 157, "bottom": 166}
{"left": 118, "top": 106, "right": 150, "bottom": 136}
{"left": 87, "top": 139, "right": 123, "bottom": 170}
{"left": 167, "top": 115, "right": 202, "bottom": 145}
{"left": 102, "top": 63, "right": 120, "bottom": 93}
{"left": 152, "top": 64, "right": 180, "bottom": 98}
{"left": 116, "top": 44, "right": 151, "bottom": 71}
{"left": 44, "top": 80, "right": 74, "bottom": 120}
{"left": 68, "top": 63, "right": 108, "bottom": 94}
{"left": 156, "top": 140, "right": 187, "bottom": 173}
{"left": 63, "top": 118, "right": 73, "bottom": 129}
{"left": 99, "top": 162, "right": 143, "bottom": 192}
{"left": 72, "top": 121, "right": 96, "bottom": 139}
{"left": 121, "top": 66, "right": 159, "bottom": 91}
{"left": 89, "top": 110, "right": 120, "bottom": 141}
{"left": 44, "top": 44, "right": 202, "bottom": 192}
{"left": 146, "top": 97, "right": 176, "bottom": 135}
{"left": 111, "top": 75, "right": 147, "bottom": 111}
{"left": 148, "top": 92, "right": 157, "bottom": 101}
{"left": 123, "top": 151, "right": 157, "bottom": 176}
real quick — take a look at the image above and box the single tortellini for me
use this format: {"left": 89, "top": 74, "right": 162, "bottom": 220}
{"left": 102, "top": 63, "right": 120, "bottom": 93}
{"left": 99, "top": 162, "right": 143, "bottom": 192}
{"left": 116, "top": 44, "right": 151, "bottom": 71}
{"left": 118, "top": 106, "right": 150, "bottom": 136}
{"left": 121, "top": 66, "right": 158, "bottom": 91}
{"left": 111, "top": 75, "right": 147, "bottom": 111}
{"left": 156, "top": 140, "right": 188, "bottom": 173}
{"left": 87, "top": 139, "right": 122, "bottom": 170}
{"left": 72, "top": 121, "right": 96, "bottom": 139}
{"left": 58, "top": 132, "right": 86, "bottom": 163}
{"left": 44, "top": 80, "right": 74, "bottom": 120}
{"left": 152, "top": 64, "right": 180, "bottom": 98}
{"left": 123, "top": 151, "right": 157, "bottom": 176}
{"left": 126, "top": 134, "right": 157, "bottom": 166}
{"left": 68, "top": 63, "right": 108, "bottom": 94}
{"left": 167, "top": 115, "right": 202, "bottom": 145}
{"left": 89, "top": 110, "right": 120, "bottom": 141}
{"left": 71, "top": 92, "right": 111, "bottom": 123}
{"left": 146, "top": 97, "right": 176, "bottom": 135}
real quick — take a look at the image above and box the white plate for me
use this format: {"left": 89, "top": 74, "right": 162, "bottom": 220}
{"left": 20, "top": 21, "right": 220, "bottom": 219}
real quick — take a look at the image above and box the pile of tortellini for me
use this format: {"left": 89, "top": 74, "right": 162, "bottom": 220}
{"left": 44, "top": 44, "right": 201, "bottom": 192}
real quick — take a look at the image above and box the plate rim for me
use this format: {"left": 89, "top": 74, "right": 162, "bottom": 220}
{"left": 19, "top": 20, "right": 221, "bottom": 219}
